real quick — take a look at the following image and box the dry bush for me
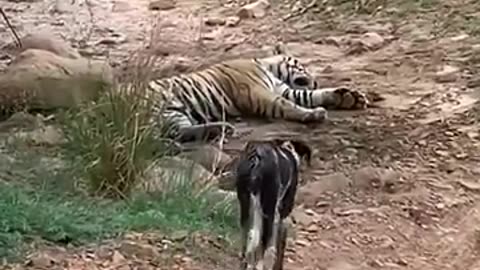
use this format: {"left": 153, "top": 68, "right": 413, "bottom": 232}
{"left": 58, "top": 33, "right": 182, "bottom": 198}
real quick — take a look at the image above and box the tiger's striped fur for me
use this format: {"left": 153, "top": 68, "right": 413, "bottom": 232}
{"left": 147, "top": 54, "right": 368, "bottom": 142}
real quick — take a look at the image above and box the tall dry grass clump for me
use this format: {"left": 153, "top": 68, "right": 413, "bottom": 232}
{"left": 60, "top": 50, "right": 171, "bottom": 199}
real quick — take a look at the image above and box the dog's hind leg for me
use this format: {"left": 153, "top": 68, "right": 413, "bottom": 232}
{"left": 273, "top": 220, "right": 288, "bottom": 270}
{"left": 244, "top": 194, "right": 263, "bottom": 270}
{"left": 240, "top": 224, "right": 248, "bottom": 270}
{"left": 263, "top": 207, "right": 282, "bottom": 270}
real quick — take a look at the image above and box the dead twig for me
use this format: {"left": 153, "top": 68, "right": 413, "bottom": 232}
{"left": 0, "top": 8, "right": 22, "bottom": 48}
{"left": 282, "top": 0, "right": 319, "bottom": 21}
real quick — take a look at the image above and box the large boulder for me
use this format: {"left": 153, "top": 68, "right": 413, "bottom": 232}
{"left": 0, "top": 48, "right": 114, "bottom": 114}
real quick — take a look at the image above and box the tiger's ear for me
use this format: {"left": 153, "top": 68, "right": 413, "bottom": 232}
{"left": 289, "top": 139, "right": 312, "bottom": 166}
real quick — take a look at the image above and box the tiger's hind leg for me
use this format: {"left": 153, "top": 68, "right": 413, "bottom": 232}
{"left": 177, "top": 122, "right": 235, "bottom": 143}
{"left": 240, "top": 85, "right": 327, "bottom": 123}
{"left": 161, "top": 109, "right": 235, "bottom": 143}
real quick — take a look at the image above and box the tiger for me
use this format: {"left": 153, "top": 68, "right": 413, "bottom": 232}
{"left": 146, "top": 53, "right": 369, "bottom": 143}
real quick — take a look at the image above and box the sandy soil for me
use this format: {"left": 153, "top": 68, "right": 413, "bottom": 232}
{"left": 2, "top": 0, "right": 480, "bottom": 269}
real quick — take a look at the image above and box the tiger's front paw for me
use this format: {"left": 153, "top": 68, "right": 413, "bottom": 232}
{"left": 331, "top": 87, "right": 369, "bottom": 110}
{"left": 302, "top": 107, "right": 328, "bottom": 123}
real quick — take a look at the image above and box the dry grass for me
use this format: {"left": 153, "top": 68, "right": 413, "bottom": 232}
{"left": 60, "top": 52, "right": 164, "bottom": 198}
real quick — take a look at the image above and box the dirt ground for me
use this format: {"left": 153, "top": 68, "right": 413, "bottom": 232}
{"left": 2, "top": 0, "right": 480, "bottom": 269}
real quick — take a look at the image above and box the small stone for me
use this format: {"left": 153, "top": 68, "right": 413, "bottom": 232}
{"left": 295, "top": 239, "right": 310, "bottom": 247}
{"left": 334, "top": 208, "right": 364, "bottom": 217}
{"left": 112, "top": 0, "right": 131, "bottom": 12}
{"left": 359, "top": 32, "right": 385, "bottom": 50}
{"left": 305, "top": 224, "right": 319, "bottom": 233}
{"left": 170, "top": 230, "right": 189, "bottom": 241}
{"left": 181, "top": 256, "right": 192, "bottom": 264}
{"left": 327, "top": 260, "right": 360, "bottom": 270}
{"left": 25, "top": 253, "right": 56, "bottom": 268}
{"left": 352, "top": 166, "right": 400, "bottom": 190}
{"left": 434, "top": 65, "right": 460, "bottom": 83}
{"left": 96, "top": 34, "right": 127, "bottom": 45}
{"left": 226, "top": 16, "right": 240, "bottom": 27}
{"left": 291, "top": 209, "right": 315, "bottom": 226}
{"left": 450, "top": 34, "right": 469, "bottom": 42}
{"left": 205, "top": 17, "right": 226, "bottom": 26}
{"left": 111, "top": 250, "right": 126, "bottom": 263}
{"left": 237, "top": 0, "right": 270, "bottom": 19}
{"left": 456, "top": 179, "right": 480, "bottom": 192}
{"left": 119, "top": 241, "right": 159, "bottom": 259}
{"left": 321, "top": 36, "right": 344, "bottom": 47}
{"left": 297, "top": 173, "right": 351, "bottom": 206}
{"left": 148, "top": 0, "right": 176, "bottom": 11}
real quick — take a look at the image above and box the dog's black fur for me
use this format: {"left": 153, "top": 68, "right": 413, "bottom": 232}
{"left": 235, "top": 139, "right": 311, "bottom": 270}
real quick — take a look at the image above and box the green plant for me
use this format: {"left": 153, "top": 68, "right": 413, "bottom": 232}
{"left": 0, "top": 176, "right": 237, "bottom": 260}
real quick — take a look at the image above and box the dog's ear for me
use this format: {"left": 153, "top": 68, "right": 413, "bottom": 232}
{"left": 289, "top": 140, "right": 312, "bottom": 166}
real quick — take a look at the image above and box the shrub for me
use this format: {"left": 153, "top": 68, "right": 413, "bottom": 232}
{"left": 60, "top": 52, "right": 170, "bottom": 198}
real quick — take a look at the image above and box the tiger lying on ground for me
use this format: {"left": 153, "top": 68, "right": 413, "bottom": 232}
{"left": 144, "top": 53, "right": 369, "bottom": 143}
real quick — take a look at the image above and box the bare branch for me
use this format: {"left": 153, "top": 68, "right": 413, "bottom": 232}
{"left": 0, "top": 8, "right": 22, "bottom": 48}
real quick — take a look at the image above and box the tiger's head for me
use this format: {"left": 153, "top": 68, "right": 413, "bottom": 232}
{"left": 256, "top": 54, "right": 318, "bottom": 90}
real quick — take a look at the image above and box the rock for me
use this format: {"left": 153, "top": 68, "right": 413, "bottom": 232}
{"left": 295, "top": 239, "right": 310, "bottom": 247}
{"left": 351, "top": 166, "right": 382, "bottom": 189}
{"left": 358, "top": 32, "right": 385, "bottom": 50}
{"left": 226, "top": 16, "right": 241, "bottom": 27}
{"left": 111, "top": 250, "right": 126, "bottom": 263}
{"left": 119, "top": 241, "right": 159, "bottom": 260}
{"left": 327, "top": 261, "right": 361, "bottom": 270}
{"left": 96, "top": 33, "right": 127, "bottom": 46}
{"left": 170, "top": 230, "right": 189, "bottom": 241}
{"left": 179, "top": 144, "right": 233, "bottom": 174}
{"left": 2, "top": 33, "right": 81, "bottom": 59}
{"left": 138, "top": 157, "right": 219, "bottom": 193}
{"left": 456, "top": 179, "right": 480, "bottom": 192}
{"left": 25, "top": 253, "right": 56, "bottom": 268}
{"left": 10, "top": 125, "right": 65, "bottom": 146}
{"left": 434, "top": 65, "right": 460, "bottom": 83}
{"left": 297, "top": 173, "right": 351, "bottom": 206}
{"left": 450, "top": 34, "right": 469, "bottom": 42}
{"left": 49, "top": 0, "right": 75, "bottom": 13}
{"left": 237, "top": 0, "right": 270, "bottom": 19}
{"left": 148, "top": 0, "right": 176, "bottom": 11}
{"left": 0, "top": 112, "right": 43, "bottom": 132}
{"left": 0, "top": 49, "right": 114, "bottom": 113}
{"left": 217, "top": 171, "right": 236, "bottom": 191}
{"left": 351, "top": 166, "right": 401, "bottom": 192}
{"left": 112, "top": 0, "right": 131, "bottom": 12}
{"left": 320, "top": 36, "right": 345, "bottom": 47}
{"left": 291, "top": 209, "right": 317, "bottom": 226}
{"left": 205, "top": 17, "right": 226, "bottom": 26}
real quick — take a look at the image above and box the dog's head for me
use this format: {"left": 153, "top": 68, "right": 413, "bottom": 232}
{"left": 271, "top": 139, "right": 312, "bottom": 166}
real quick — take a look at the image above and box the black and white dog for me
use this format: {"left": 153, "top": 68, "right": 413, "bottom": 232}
{"left": 235, "top": 139, "right": 311, "bottom": 270}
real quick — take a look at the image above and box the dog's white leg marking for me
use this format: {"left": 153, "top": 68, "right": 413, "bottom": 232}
{"left": 255, "top": 257, "right": 264, "bottom": 270}
{"left": 246, "top": 193, "right": 263, "bottom": 255}
{"left": 264, "top": 207, "right": 281, "bottom": 270}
